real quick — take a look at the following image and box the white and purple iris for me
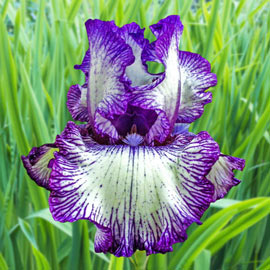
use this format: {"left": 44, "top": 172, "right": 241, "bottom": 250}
{"left": 22, "top": 16, "right": 245, "bottom": 257}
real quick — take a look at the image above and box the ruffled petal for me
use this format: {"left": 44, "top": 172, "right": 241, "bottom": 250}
{"left": 67, "top": 84, "right": 89, "bottom": 122}
{"left": 21, "top": 144, "right": 58, "bottom": 190}
{"left": 177, "top": 51, "right": 217, "bottom": 123}
{"left": 130, "top": 16, "right": 183, "bottom": 143}
{"left": 207, "top": 154, "right": 245, "bottom": 200}
{"left": 74, "top": 50, "right": 90, "bottom": 79}
{"left": 74, "top": 19, "right": 135, "bottom": 139}
{"left": 119, "top": 23, "right": 155, "bottom": 86}
{"left": 48, "top": 122, "right": 220, "bottom": 256}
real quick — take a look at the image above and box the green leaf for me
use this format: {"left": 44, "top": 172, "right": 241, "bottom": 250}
{"left": 18, "top": 218, "right": 38, "bottom": 250}
{"left": 210, "top": 198, "right": 241, "bottom": 209}
{"left": 32, "top": 246, "right": 51, "bottom": 270}
{"left": 202, "top": 0, "right": 220, "bottom": 59}
{"left": 194, "top": 249, "right": 211, "bottom": 270}
{"left": 257, "top": 256, "right": 270, "bottom": 270}
{"left": 0, "top": 253, "right": 8, "bottom": 270}
{"left": 0, "top": 16, "right": 29, "bottom": 155}
{"left": 67, "top": 0, "right": 83, "bottom": 22}
{"left": 207, "top": 198, "right": 270, "bottom": 254}
{"left": 26, "top": 209, "right": 109, "bottom": 263}
{"left": 169, "top": 198, "right": 269, "bottom": 270}
{"left": 108, "top": 256, "right": 124, "bottom": 270}
{"left": 169, "top": 210, "right": 235, "bottom": 270}
{"left": 68, "top": 221, "right": 92, "bottom": 270}
{"left": 27, "top": 209, "right": 72, "bottom": 236}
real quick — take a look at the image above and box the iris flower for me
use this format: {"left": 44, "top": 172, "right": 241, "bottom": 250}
{"left": 22, "top": 15, "right": 245, "bottom": 257}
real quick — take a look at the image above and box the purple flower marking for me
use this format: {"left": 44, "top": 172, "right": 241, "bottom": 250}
{"left": 21, "top": 15, "right": 245, "bottom": 257}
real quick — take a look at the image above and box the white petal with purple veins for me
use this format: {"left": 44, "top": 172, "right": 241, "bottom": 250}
{"left": 177, "top": 51, "right": 217, "bottom": 123}
{"left": 67, "top": 84, "right": 88, "bottom": 122}
{"left": 75, "top": 20, "right": 135, "bottom": 139}
{"left": 119, "top": 23, "right": 155, "bottom": 86}
{"left": 22, "top": 144, "right": 58, "bottom": 189}
{"left": 207, "top": 155, "right": 245, "bottom": 200}
{"left": 49, "top": 122, "right": 220, "bottom": 256}
{"left": 130, "top": 16, "right": 183, "bottom": 143}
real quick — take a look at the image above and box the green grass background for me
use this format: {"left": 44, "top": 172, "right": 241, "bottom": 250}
{"left": 0, "top": 0, "right": 270, "bottom": 269}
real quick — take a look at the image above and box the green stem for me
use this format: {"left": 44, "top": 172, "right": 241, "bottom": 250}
{"left": 130, "top": 251, "right": 149, "bottom": 270}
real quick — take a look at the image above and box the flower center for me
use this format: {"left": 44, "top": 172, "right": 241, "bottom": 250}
{"left": 111, "top": 104, "right": 158, "bottom": 137}
{"left": 122, "top": 124, "right": 144, "bottom": 146}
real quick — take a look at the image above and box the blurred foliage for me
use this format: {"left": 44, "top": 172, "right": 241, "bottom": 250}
{"left": 0, "top": 0, "right": 270, "bottom": 269}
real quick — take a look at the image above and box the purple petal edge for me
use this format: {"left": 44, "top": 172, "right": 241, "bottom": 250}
{"left": 177, "top": 51, "right": 217, "bottom": 123}
{"left": 207, "top": 154, "right": 245, "bottom": 201}
{"left": 75, "top": 19, "right": 136, "bottom": 139}
{"left": 21, "top": 144, "right": 57, "bottom": 190}
{"left": 67, "top": 84, "right": 89, "bottom": 122}
{"left": 129, "top": 15, "right": 183, "bottom": 143}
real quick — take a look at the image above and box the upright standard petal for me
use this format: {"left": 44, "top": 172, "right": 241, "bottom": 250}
{"left": 21, "top": 144, "right": 58, "bottom": 190}
{"left": 119, "top": 23, "right": 155, "bottom": 86}
{"left": 75, "top": 20, "right": 135, "bottom": 138}
{"left": 177, "top": 51, "right": 217, "bottom": 123}
{"left": 130, "top": 16, "right": 183, "bottom": 143}
{"left": 48, "top": 122, "right": 220, "bottom": 256}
